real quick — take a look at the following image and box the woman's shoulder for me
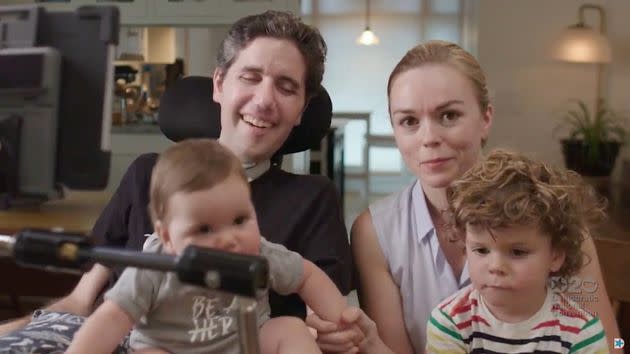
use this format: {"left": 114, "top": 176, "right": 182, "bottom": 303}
{"left": 352, "top": 181, "right": 420, "bottom": 255}
{"left": 351, "top": 210, "right": 375, "bottom": 239}
{"left": 369, "top": 180, "right": 418, "bottom": 219}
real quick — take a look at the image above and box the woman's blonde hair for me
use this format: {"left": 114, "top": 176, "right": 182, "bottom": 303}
{"left": 446, "top": 149, "right": 606, "bottom": 278}
{"left": 387, "top": 40, "right": 490, "bottom": 114}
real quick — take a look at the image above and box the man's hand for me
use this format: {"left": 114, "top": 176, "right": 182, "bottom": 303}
{"left": 339, "top": 307, "right": 393, "bottom": 354}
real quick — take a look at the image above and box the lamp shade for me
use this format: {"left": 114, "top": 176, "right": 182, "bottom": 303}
{"left": 552, "top": 25, "right": 611, "bottom": 63}
{"left": 356, "top": 28, "right": 380, "bottom": 46}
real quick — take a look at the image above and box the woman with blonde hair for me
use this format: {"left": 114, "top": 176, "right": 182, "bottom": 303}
{"left": 308, "top": 40, "right": 619, "bottom": 354}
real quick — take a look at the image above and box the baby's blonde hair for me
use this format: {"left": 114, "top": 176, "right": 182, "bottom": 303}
{"left": 149, "top": 138, "right": 247, "bottom": 224}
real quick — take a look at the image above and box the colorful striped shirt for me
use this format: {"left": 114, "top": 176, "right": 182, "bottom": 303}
{"left": 426, "top": 286, "right": 609, "bottom": 354}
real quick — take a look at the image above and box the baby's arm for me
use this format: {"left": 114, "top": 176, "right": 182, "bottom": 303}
{"left": 66, "top": 300, "right": 135, "bottom": 354}
{"left": 297, "top": 259, "right": 348, "bottom": 324}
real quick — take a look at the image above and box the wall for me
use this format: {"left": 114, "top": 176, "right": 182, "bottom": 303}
{"left": 145, "top": 27, "right": 175, "bottom": 63}
{"left": 477, "top": 0, "right": 629, "bottom": 181}
{"left": 181, "top": 27, "right": 230, "bottom": 77}
{"left": 607, "top": 0, "right": 630, "bottom": 178}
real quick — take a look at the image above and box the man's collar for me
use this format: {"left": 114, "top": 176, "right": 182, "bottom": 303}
{"left": 243, "top": 160, "right": 271, "bottom": 182}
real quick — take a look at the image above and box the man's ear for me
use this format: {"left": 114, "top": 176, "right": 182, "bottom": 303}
{"left": 550, "top": 248, "right": 566, "bottom": 273}
{"left": 212, "top": 68, "right": 225, "bottom": 104}
{"left": 154, "top": 220, "right": 174, "bottom": 254}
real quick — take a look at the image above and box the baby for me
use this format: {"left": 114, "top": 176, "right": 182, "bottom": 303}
{"left": 67, "top": 138, "right": 353, "bottom": 354}
{"left": 426, "top": 149, "right": 609, "bottom": 353}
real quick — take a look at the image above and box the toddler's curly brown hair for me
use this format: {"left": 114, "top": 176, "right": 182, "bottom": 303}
{"left": 446, "top": 149, "right": 606, "bottom": 278}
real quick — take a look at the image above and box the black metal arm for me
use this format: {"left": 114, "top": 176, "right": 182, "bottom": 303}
{"left": 0, "top": 229, "right": 268, "bottom": 354}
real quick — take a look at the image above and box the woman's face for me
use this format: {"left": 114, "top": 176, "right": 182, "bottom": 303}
{"left": 389, "top": 64, "right": 493, "bottom": 188}
{"left": 213, "top": 37, "right": 307, "bottom": 163}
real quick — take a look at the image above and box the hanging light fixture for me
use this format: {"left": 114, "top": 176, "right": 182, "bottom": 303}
{"left": 357, "top": 0, "right": 379, "bottom": 46}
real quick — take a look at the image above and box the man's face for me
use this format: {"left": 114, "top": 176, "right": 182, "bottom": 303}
{"left": 213, "top": 37, "right": 307, "bottom": 163}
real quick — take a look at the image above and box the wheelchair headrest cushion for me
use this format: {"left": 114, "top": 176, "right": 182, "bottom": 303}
{"left": 158, "top": 76, "right": 332, "bottom": 155}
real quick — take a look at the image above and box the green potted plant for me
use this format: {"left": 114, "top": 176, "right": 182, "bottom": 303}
{"left": 556, "top": 99, "right": 627, "bottom": 177}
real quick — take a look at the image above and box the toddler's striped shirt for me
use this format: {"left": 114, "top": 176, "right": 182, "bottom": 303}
{"left": 426, "top": 286, "right": 609, "bottom": 353}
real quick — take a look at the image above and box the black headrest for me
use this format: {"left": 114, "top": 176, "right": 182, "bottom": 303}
{"left": 158, "top": 76, "right": 332, "bottom": 155}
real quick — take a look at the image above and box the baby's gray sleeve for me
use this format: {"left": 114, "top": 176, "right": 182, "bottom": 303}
{"left": 260, "top": 238, "right": 304, "bottom": 295}
{"left": 103, "top": 266, "right": 162, "bottom": 321}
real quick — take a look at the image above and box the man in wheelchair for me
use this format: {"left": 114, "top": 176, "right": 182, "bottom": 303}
{"left": 0, "top": 10, "right": 354, "bottom": 353}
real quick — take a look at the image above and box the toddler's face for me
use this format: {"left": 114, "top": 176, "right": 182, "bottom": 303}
{"left": 158, "top": 174, "right": 261, "bottom": 256}
{"left": 465, "top": 223, "right": 565, "bottom": 318}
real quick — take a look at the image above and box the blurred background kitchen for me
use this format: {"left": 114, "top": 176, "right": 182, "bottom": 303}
{"left": 2, "top": 0, "right": 630, "bottom": 339}
{"left": 113, "top": 28, "right": 184, "bottom": 128}
{"left": 4, "top": 0, "right": 629, "bottom": 231}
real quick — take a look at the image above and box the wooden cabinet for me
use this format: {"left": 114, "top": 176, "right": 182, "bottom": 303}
{"left": 9, "top": 0, "right": 299, "bottom": 25}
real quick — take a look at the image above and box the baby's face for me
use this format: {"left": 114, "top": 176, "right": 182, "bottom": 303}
{"left": 159, "top": 175, "right": 261, "bottom": 256}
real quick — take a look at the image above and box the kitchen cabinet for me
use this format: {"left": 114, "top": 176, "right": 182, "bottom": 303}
{"left": 149, "top": 0, "right": 299, "bottom": 25}
{"left": 5, "top": 0, "right": 149, "bottom": 24}
{"left": 11, "top": 0, "right": 299, "bottom": 25}
{"left": 89, "top": 0, "right": 149, "bottom": 23}
{"left": 17, "top": 0, "right": 77, "bottom": 11}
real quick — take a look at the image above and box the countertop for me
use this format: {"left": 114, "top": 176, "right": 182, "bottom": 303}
{"left": 0, "top": 191, "right": 113, "bottom": 301}
{"left": 0, "top": 191, "right": 112, "bottom": 235}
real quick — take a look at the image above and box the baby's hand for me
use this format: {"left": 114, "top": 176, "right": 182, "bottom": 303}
{"left": 337, "top": 307, "right": 395, "bottom": 354}
{"left": 306, "top": 309, "right": 364, "bottom": 353}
